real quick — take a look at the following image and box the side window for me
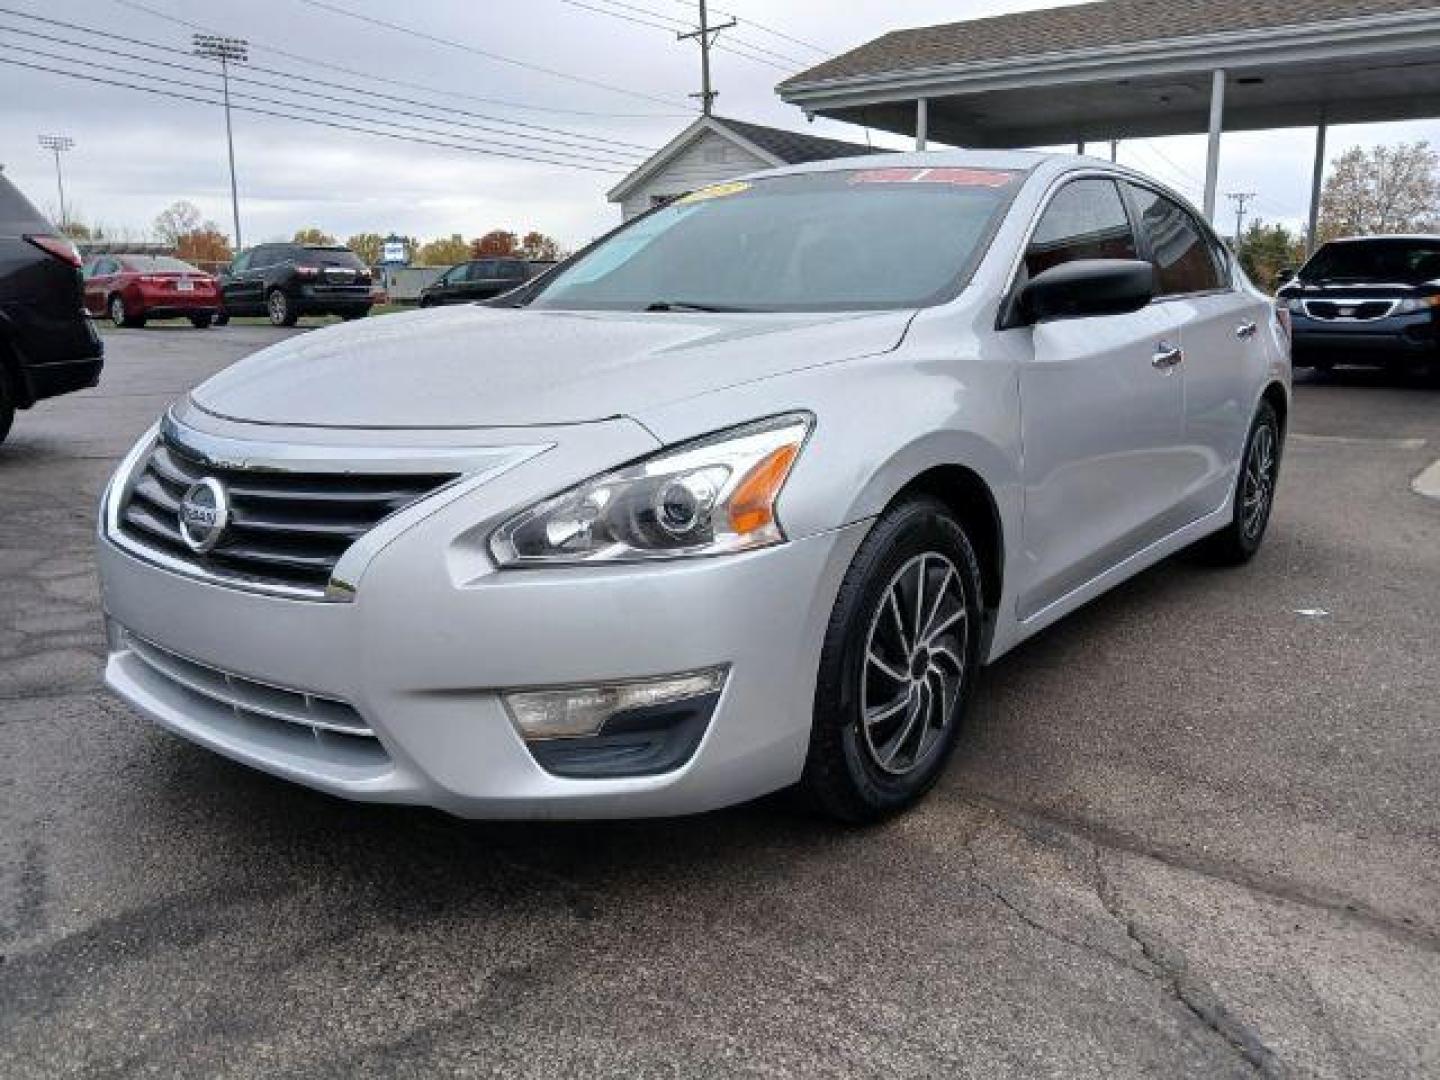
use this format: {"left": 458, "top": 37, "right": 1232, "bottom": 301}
{"left": 475, "top": 260, "right": 497, "bottom": 279}
{"left": 1126, "top": 185, "right": 1223, "bottom": 296}
{"left": 230, "top": 251, "right": 251, "bottom": 273}
{"left": 1024, "top": 178, "right": 1138, "bottom": 279}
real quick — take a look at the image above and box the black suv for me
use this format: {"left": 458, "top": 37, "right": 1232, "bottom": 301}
{"left": 217, "top": 242, "right": 374, "bottom": 326}
{"left": 1278, "top": 235, "right": 1440, "bottom": 374}
{"left": 0, "top": 171, "right": 104, "bottom": 445}
{"left": 417, "top": 257, "right": 531, "bottom": 307}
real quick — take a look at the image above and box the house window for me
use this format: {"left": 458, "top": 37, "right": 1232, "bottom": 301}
{"left": 703, "top": 145, "right": 728, "bottom": 164}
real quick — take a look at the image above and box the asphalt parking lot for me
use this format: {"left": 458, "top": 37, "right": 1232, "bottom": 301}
{"left": 2, "top": 324, "right": 1438, "bottom": 1078}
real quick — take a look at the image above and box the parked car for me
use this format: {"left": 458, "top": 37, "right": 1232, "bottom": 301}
{"left": 82, "top": 254, "right": 220, "bottom": 328}
{"left": 1277, "top": 235, "right": 1440, "bottom": 374}
{"left": 0, "top": 172, "right": 103, "bottom": 445}
{"left": 98, "top": 153, "right": 1288, "bottom": 822}
{"left": 216, "top": 242, "right": 375, "bottom": 327}
{"left": 417, "top": 257, "right": 532, "bottom": 307}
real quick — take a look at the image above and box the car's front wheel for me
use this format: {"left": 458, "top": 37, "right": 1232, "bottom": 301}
{"left": 267, "top": 289, "right": 298, "bottom": 327}
{"left": 0, "top": 375, "right": 13, "bottom": 446}
{"left": 802, "top": 497, "right": 984, "bottom": 823}
{"left": 190, "top": 314, "right": 213, "bottom": 329}
{"left": 213, "top": 310, "right": 230, "bottom": 327}
{"left": 1199, "top": 399, "right": 1281, "bottom": 564}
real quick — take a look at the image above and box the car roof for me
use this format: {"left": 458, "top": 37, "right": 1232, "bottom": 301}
{"left": 1320, "top": 234, "right": 1440, "bottom": 245}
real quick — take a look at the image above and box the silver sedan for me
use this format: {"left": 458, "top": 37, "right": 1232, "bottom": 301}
{"left": 97, "top": 151, "right": 1289, "bottom": 821}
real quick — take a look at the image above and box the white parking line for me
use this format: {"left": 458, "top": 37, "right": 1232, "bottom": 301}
{"left": 1412, "top": 460, "right": 1440, "bottom": 503}
{"left": 1290, "top": 434, "right": 1427, "bottom": 449}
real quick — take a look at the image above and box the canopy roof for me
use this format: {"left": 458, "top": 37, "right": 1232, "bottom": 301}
{"left": 778, "top": 0, "right": 1440, "bottom": 146}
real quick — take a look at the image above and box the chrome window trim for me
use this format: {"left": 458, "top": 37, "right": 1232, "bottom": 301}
{"left": 103, "top": 412, "right": 551, "bottom": 603}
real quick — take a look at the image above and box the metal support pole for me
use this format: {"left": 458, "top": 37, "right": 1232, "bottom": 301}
{"left": 51, "top": 148, "right": 66, "bottom": 229}
{"left": 221, "top": 56, "right": 242, "bottom": 251}
{"left": 915, "top": 97, "right": 928, "bottom": 151}
{"left": 1076, "top": 141, "right": 1086, "bottom": 155}
{"left": 1307, "top": 117, "right": 1328, "bottom": 255}
{"left": 1203, "top": 69, "right": 1226, "bottom": 223}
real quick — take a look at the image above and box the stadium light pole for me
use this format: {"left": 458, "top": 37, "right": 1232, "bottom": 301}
{"left": 37, "top": 135, "right": 74, "bottom": 231}
{"left": 192, "top": 34, "right": 248, "bottom": 251}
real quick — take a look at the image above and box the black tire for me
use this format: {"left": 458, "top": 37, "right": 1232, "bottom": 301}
{"left": 109, "top": 294, "right": 144, "bottom": 329}
{"left": 418, "top": 296, "right": 433, "bottom": 309}
{"left": 802, "top": 496, "right": 985, "bottom": 823}
{"left": 267, "top": 289, "right": 298, "bottom": 327}
{"left": 1198, "top": 400, "right": 1282, "bottom": 565}
{"left": 213, "top": 311, "right": 230, "bottom": 327}
{"left": 0, "top": 374, "right": 13, "bottom": 446}
{"left": 189, "top": 314, "right": 214, "bottom": 329}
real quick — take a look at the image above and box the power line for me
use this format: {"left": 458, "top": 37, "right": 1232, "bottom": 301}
{"left": 657, "top": 0, "right": 833, "bottom": 56}
{"left": 0, "top": 22, "right": 650, "bottom": 162}
{"left": 1227, "top": 191, "right": 1257, "bottom": 243}
{"left": 103, "top": 0, "right": 687, "bottom": 118}
{"left": 292, "top": 0, "right": 690, "bottom": 110}
{"left": 563, "top": 0, "right": 807, "bottom": 68}
{"left": 0, "top": 55, "right": 631, "bottom": 174}
{"left": 1, "top": 8, "right": 663, "bottom": 153}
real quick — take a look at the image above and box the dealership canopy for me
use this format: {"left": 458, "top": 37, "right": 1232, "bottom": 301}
{"left": 777, "top": 0, "right": 1440, "bottom": 246}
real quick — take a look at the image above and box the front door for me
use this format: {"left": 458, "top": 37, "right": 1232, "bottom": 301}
{"left": 1011, "top": 176, "right": 1188, "bottom": 620}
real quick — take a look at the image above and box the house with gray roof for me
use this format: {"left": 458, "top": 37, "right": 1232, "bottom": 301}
{"left": 606, "top": 114, "right": 878, "bottom": 219}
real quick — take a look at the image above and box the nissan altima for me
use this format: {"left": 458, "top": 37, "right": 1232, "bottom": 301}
{"left": 98, "top": 152, "right": 1289, "bottom": 822}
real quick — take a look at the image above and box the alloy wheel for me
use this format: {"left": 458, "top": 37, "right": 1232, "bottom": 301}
{"left": 859, "top": 552, "right": 969, "bottom": 776}
{"left": 268, "top": 291, "right": 288, "bottom": 325}
{"left": 109, "top": 296, "right": 125, "bottom": 326}
{"left": 1242, "top": 423, "right": 1276, "bottom": 540}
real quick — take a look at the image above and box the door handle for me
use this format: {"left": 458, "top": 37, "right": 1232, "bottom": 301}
{"left": 1152, "top": 342, "right": 1184, "bottom": 370}
{"left": 1235, "top": 320, "right": 1258, "bottom": 339}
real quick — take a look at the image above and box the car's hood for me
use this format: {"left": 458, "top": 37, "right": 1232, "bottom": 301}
{"left": 189, "top": 305, "right": 915, "bottom": 428}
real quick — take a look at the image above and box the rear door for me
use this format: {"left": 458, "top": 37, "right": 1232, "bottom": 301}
{"left": 1125, "top": 183, "right": 1263, "bottom": 521}
{"left": 1014, "top": 175, "right": 1188, "bottom": 621}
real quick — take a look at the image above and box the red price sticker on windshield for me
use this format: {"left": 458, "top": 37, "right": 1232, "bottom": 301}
{"left": 850, "top": 167, "right": 1017, "bottom": 187}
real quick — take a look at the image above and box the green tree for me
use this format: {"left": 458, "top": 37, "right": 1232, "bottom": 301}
{"left": 1237, "top": 220, "right": 1304, "bottom": 292}
{"left": 346, "top": 232, "right": 384, "bottom": 266}
{"left": 417, "top": 234, "right": 471, "bottom": 265}
{"left": 1318, "top": 141, "right": 1440, "bottom": 243}
{"left": 293, "top": 226, "right": 336, "bottom": 246}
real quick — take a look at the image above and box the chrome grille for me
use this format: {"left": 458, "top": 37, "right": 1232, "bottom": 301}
{"left": 1303, "top": 299, "right": 1396, "bottom": 321}
{"left": 116, "top": 437, "right": 455, "bottom": 597}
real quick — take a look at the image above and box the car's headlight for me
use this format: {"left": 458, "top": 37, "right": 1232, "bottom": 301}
{"left": 1395, "top": 296, "right": 1440, "bottom": 313}
{"left": 1284, "top": 298, "right": 1305, "bottom": 312}
{"left": 490, "top": 413, "right": 813, "bottom": 566}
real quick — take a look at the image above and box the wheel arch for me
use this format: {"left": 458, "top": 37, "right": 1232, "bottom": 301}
{"left": 1261, "top": 380, "right": 1289, "bottom": 436}
{"left": 0, "top": 317, "right": 32, "bottom": 409}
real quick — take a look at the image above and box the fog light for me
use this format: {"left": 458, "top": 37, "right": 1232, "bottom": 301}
{"left": 503, "top": 668, "right": 727, "bottom": 741}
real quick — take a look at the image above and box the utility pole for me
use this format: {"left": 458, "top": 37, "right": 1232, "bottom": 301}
{"left": 677, "top": 0, "right": 735, "bottom": 116}
{"left": 1109, "top": 139, "right": 1118, "bottom": 163}
{"left": 1226, "top": 191, "right": 1257, "bottom": 245}
{"left": 37, "top": 135, "right": 74, "bottom": 231}
{"left": 192, "top": 34, "right": 248, "bottom": 251}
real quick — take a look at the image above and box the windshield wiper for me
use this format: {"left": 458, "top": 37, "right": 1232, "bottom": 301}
{"left": 642, "top": 300, "right": 751, "bottom": 313}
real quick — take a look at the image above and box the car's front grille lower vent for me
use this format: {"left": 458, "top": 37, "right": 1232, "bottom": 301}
{"left": 116, "top": 438, "right": 455, "bottom": 597}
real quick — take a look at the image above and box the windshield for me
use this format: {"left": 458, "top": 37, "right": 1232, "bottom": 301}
{"left": 297, "top": 247, "right": 366, "bottom": 270}
{"left": 121, "top": 256, "right": 199, "bottom": 273}
{"left": 1300, "top": 239, "right": 1440, "bottom": 284}
{"left": 528, "top": 166, "right": 1026, "bottom": 312}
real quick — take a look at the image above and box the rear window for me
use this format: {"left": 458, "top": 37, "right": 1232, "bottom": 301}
{"left": 1300, "top": 239, "right": 1440, "bottom": 284}
{"left": 296, "top": 247, "right": 366, "bottom": 270}
{"left": 495, "top": 260, "right": 529, "bottom": 279}
{"left": 120, "top": 256, "right": 200, "bottom": 273}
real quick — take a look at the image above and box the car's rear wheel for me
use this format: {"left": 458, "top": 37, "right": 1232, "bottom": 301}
{"left": 109, "top": 294, "right": 144, "bottom": 329}
{"left": 190, "top": 314, "right": 213, "bottom": 329}
{"left": 802, "top": 497, "right": 983, "bottom": 823}
{"left": 0, "top": 374, "right": 13, "bottom": 446}
{"left": 1198, "top": 399, "right": 1281, "bottom": 565}
{"left": 267, "top": 289, "right": 298, "bottom": 327}
{"left": 213, "top": 311, "right": 230, "bottom": 327}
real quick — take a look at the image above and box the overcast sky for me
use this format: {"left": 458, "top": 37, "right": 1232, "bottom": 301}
{"left": 3, "top": 0, "right": 1439, "bottom": 250}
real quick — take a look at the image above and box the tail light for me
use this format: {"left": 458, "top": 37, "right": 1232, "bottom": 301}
{"left": 25, "top": 234, "right": 82, "bottom": 267}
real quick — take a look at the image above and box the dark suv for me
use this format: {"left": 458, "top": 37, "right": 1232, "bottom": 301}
{"left": 0, "top": 171, "right": 104, "bottom": 445}
{"left": 1278, "top": 235, "right": 1440, "bottom": 374}
{"left": 417, "top": 257, "right": 531, "bottom": 307}
{"left": 217, "top": 242, "right": 375, "bottom": 326}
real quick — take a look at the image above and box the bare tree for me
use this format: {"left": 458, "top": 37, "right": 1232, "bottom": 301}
{"left": 1318, "top": 141, "right": 1440, "bottom": 242}
{"left": 152, "top": 200, "right": 204, "bottom": 246}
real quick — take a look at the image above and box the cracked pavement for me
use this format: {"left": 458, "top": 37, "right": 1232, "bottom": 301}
{"left": 2, "top": 328, "right": 1438, "bottom": 1077}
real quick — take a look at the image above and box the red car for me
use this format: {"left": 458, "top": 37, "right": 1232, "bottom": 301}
{"left": 82, "top": 254, "right": 220, "bottom": 328}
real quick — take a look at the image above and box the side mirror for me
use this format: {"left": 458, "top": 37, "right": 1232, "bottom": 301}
{"left": 1015, "top": 259, "right": 1157, "bottom": 325}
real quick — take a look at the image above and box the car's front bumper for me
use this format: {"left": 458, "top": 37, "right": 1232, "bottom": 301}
{"left": 1291, "top": 310, "right": 1439, "bottom": 362}
{"left": 98, "top": 473, "right": 866, "bottom": 819}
